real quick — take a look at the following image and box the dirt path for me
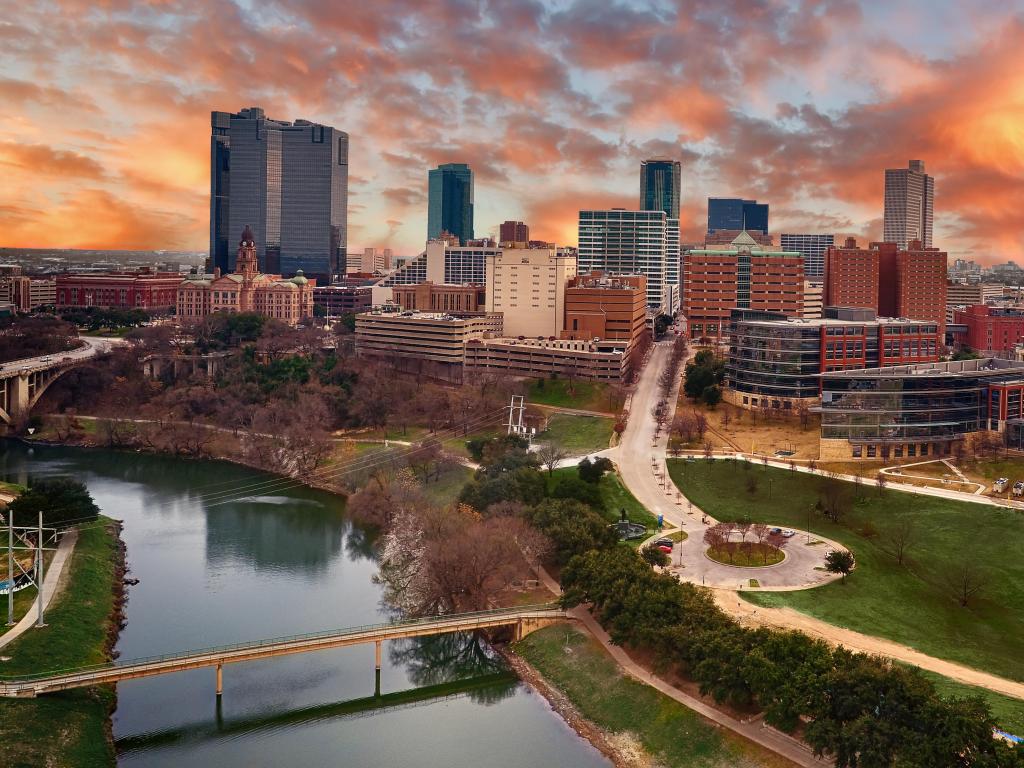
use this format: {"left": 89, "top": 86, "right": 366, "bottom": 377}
{"left": 0, "top": 528, "right": 78, "bottom": 651}
{"left": 713, "top": 591, "right": 1024, "bottom": 700}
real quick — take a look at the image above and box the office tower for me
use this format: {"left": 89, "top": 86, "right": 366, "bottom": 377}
{"left": 578, "top": 209, "right": 670, "bottom": 311}
{"left": 640, "top": 159, "right": 681, "bottom": 219}
{"left": 210, "top": 107, "right": 348, "bottom": 281}
{"left": 683, "top": 232, "right": 804, "bottom": 340}
{"left": 428, "top": 163, "right": 474, "bottom": 244}
{"left": 824, "top": 238, "right": 947, "bottom": 331}
{"left": 499, "top": 220, "right": 529, "bottom": 243}
{"left": 707, "top": 198, "right": 768, "bottom": 234}
{"left": 780, "top": 233, "right": 835, "bottom": 279}
{"left": 883, "top": 160, "right": 934, "bottom": 249}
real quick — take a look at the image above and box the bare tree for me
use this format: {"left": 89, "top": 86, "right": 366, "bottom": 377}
{"left": 946, "top": 562, "right": 988, "bottom": 607}
{"left": 883, "top": 518, "right": 916, "bottom": 566}
{"left": 703, "top": 440, "right": 714, "bottom": 460}
{"left": 876, "top": 471, "right": 888, "bottom": 496}
{"left": 720, "top": 408, "right": 732, "bottom": 428}
{"left": 819, "top": 473, "right": 848, "bottom": 523}
{"left": 692, "top": 410, "right": 709, "bottom": 441}
{"left": 795, "top": 400, "right": 811, "bottom": 430}
{"left": 746, "top": 473, "right": 759, "bottom": 494}
{"left": 703, "top": 524, "right": 729, "bottom": 560}
{"left": 537, "top": 442, "right": 569, "bottom": 476}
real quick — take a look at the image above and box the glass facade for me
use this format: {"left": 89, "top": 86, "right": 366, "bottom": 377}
{"left": 210, "top": 107, "right": 348, "bottom": 280}
{"left": 728, "top": 318, "right": 824, "bottom": 401}
{"left": 707, "top": 198, "right": 768, "bottom": 234}
{"left": 819, "top": 359, "right": 1024, "bottom": 446}
{"left": 639, "top": 160, "right": 680, "bottom": 219}
{"left": 427, "top": 163, "right": 474, "bottom": 244}
{"left": 578, "top": 210, "right": 668, "bottom": 310}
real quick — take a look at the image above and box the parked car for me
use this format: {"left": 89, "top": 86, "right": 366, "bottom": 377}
{"left": 653, "top": 537, "right": 675, "bottom": 549}
{"left": 769, "top": 527, "right": 783, "bottom": 535}
{"left": 781, "top": 529, "right": 796, "bottom": 538}
{"left": 993, "top": 477, "right": 1010, "bottom": 493}
{"left": 1013, "top": 481, "right": 1024, "bottom": 497}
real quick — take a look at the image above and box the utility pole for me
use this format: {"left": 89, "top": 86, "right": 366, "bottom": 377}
{"left": 6, "top": 509, "right": 13, "bottom": 626}
{"left": 35, "top": 511, "right": 46, "bottom": 628}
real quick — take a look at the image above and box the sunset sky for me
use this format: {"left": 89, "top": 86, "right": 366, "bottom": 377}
{"left": 2, "top": 0, "right": 1023, "bottom": 261}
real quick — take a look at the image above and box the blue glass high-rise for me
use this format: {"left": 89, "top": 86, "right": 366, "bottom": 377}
{"left": 707, "top": 197, "right": 768, "bottom": 234}
{"left": 427, "top": 163, "right": 474, "bottom": 244}
{"left": 640, "top": 159, "right": 680, "bottom": 219}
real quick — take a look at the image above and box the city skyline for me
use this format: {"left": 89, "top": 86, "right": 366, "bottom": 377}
{"left": 1, "top": 2, "right": 1023, "bottom": 262}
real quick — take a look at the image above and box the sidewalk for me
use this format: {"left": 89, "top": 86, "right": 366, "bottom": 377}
{"left": 0, "top": 528, "right": 79, "bottom": 652}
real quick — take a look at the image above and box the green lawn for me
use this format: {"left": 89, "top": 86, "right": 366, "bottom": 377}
{"left": 442, "top": 425, "right": 505, "bottom": 459}
{"left": 541, "top": 414, "right": 614, "bottom": 455}
{"left": 547, "top": 467, "right": 658, "bottom": 528}
{"left": 516, "top": 624, "right": 790, "bottom": 768}
{"left": 914, "top": 670, "right": 1024, "bottom": 738}
{"left": 525, "top": 379, "right": 615, "bottom": 412}
{"left": 420, "top": 464, "right": 474, "bottom": 506}
{"left": 668, "top": 459, "right": 1024, "bottom": 682}
{"left": 0, "top": 519, "right": 121, "bottom": 767}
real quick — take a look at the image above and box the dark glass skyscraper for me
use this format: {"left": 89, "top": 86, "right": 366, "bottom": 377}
{"left": 210, "top": 107, "right": 348, "bottom": 280}
{"left": 427, "top": 163, "right": 474, "bottom": 244}
{"left": 640, "top": 159, "right": 680, "bottom": 219}
{"left": 707, "top": 198, "right": 769, "bottom": 234}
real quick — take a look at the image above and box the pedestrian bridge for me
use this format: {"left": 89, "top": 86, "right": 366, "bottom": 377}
{"left": 0, "top": 604, "right": 568, "bottom": 698}
{"left": 0, "top": 339, "right": 111, "bottom": 427}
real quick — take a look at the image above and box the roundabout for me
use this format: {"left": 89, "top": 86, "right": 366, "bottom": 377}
{"left": 704, "top": 542, "right": 785, "bottom": 568}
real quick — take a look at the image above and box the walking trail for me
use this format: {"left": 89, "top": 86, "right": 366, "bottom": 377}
{"left": 609, "top": 337, "right": 1024, "bottom": 702}
{"left": 0, "top": 528, "right": 79, "bottom": 652}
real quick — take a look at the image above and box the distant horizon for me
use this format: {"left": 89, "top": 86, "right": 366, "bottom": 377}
{"left": 2, "top": 1, "right": 1023, "bottom": 263}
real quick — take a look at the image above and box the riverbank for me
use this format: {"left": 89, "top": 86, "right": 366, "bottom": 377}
{"left": 0, "top": 517, "right": 125, "bottom": 767}
{"left": 513, "top": 625, "right": 795, "bottom": 768}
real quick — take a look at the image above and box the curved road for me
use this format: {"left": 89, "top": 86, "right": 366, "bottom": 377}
{"left": 0, "top": 336, "right": 119, "bottom": 378}
{"left": 609, "top": 337, "right": 1024, "bottom": 701}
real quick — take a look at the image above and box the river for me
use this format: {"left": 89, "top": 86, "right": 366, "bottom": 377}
{"left": 0, "top": 442, "right": 610, "bottom": 767}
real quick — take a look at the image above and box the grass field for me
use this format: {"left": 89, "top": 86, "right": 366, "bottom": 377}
{"left": 541, "top": 414, "right": 614, "bottom": 455}
{"left": 516, "top": 624, "right": 791, "bottom": 768}
{"left": 547, "top": 467, "right": 658, "bottom": 528}
{"left": 524, "top": 379, "right": 615, "bottom": 412}
{"left": 914, "top": 670, "right": 1024, "bottom": 737}
{"left": 0, "top": 519, "right": 120, "bottom": 767}
{"left": 420, "top": 464, "right": 474, "bottom": 506}
{"left": 668, "top": 459, "right": 1024, "bottom": 682}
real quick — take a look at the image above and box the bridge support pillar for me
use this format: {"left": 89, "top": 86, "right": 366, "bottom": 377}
{"left": 514, "top": 620, "right": 523, "bottom": 642}
{"left": 374, "top": 640, "right": 382, "bottom": 697}
{"left": 216, "top": 664, "right": 223, "bottom": 697}
{"left": 8, "top": 375, "right": 29, "bottom": 425}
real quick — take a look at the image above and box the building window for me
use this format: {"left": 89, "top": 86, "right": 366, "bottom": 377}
{"left": 851, "top": 445, "right": 862, "bottom": 458}
{"left": 866, "top": 445, "right": 876, "bottom": 458}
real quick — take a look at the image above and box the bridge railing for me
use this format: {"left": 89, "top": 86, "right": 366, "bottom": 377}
{"left": 0, "top": 603, "right": 563, "bottom": 684}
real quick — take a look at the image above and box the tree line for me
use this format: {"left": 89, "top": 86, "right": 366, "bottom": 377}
{"left": 560, "top": 546, "right": 1023, "bottom": 768}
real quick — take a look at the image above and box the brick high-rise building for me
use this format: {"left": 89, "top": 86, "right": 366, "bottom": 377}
{"left": 499, "top": 220, "right": 529, "bottom": 243}
{"left": 824, "top": 238, "right": 947, "bottom": 331}
{"left": 683, "top": 231, "right": 804, "bottom": 340}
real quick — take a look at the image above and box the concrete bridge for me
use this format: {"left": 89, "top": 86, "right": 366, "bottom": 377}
{"left": 0, "top": 338, "right": 113, "bottom": 427}
{"left": 0, "top": 604, "right": 568, "bottom": 698}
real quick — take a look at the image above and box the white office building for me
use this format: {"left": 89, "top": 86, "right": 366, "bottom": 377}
{"left": 780, "top": 233, "right": 834, "bottom": 279}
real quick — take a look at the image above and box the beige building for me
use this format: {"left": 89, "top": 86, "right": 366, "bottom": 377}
{"left": 355, "top": 310, "right": 503, "bottom": 382}
{"left": 465, "top": 336, "right": 630, "bottom": 382}
{"left": 484, "top": 246, "right": 577, "bottom": 338}
{"left": 0, "top": 276, "right": 56, "bottom": 311}
{"left": 803, "top": 280, "right": 823, "bottom": 319}
{"left": 945, "top": 281, "right": 1004, "bottom": 323}
{"left": 348, "top": 247, "right": 393, "bottom": 274}
{"left": 178, "top": 227, "right": 315, "bottom": 326}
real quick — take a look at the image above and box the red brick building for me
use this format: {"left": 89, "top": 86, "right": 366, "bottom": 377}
{"left": 56, "top": 271, "right": 183, "bottom": 311}
{"left": 499, "top": 220, "right": 529, "bottom": 243}
{"left": 683, "top": 231, "right": 804, "bottom": 340}
{"left": 824, "top": 238, "right": 947, "bottom": 332}
{"left": 954, "top": 305, "right": 1024, "bottom": 356}
{"left": 392, "top": 282, "right": 486, "bottom": 314}
{"left": 562, "top": 273, "right": 647, "bottom": 344}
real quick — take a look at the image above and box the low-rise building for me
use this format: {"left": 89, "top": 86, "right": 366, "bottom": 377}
{"left": 57, "top": 270, "right": 183, "bottom": 310}
{"left": 726, "top": 308, "right": 940, "bottom": 411}
{"left": 562, "top": 273, "right": 647, "bottom": 344}
{"left": 0, "top": 276, "right": 56, "bottom": 311}
{"left": 818, "top": 357, "right": 1024, "bottom": 460}
{"left": 803, "top": 280, "right": 823, "bottom": 319}
{"left": 945, "top": 282, "right": 1004, "bottom": 323}
{"left": 354, "top": 310, "right": 503, "bottom": 383}
{"left": 465, "top": 337, "right": 630, "bottom": 382}
{"left": 313, "top": 285, "right": 372, "bottom": 316}
{"left": 177, "top": 227, "right": 315, "bottom": 325}
{"left": 953, "top": 305, "right": 1024, "bottom": 356}
{"left": 393, "top": 282, "right": 485, "bottom": 314}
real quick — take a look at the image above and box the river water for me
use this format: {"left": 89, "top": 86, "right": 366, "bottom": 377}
{"left": 0, "top": 442, "right": 609, "bottom": 768}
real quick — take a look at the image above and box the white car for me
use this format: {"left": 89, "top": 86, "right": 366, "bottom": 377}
{"left": 1013, "top": 482, "right": 1024, "bottom": 497}
{"left": 781, "top": 529, "right": 796, "bottom": 538}
{"left": 993, "top": 478, "right": 1010, "bottom": 493}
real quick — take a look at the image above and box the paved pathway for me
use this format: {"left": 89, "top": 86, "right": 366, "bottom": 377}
{"left": 533, "top": 565, "right": 825, "bottom": 767}
{"left": 611, "top": 340, "right": 845, "bottom": 590}
{"left": 0, "top": 528, "right": 79, "bottom": 652}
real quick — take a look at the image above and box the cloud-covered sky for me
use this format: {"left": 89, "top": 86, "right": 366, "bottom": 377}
{"left": 2, "top": 0, "right": 1023, "bottom": 262}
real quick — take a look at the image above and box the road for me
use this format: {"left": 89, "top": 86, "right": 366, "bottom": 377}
{"left": 610, "top": 338, "right": 1024, "bottom": 702}
{"left": 0, "top": 337, "right": 119, "bottom": 378}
